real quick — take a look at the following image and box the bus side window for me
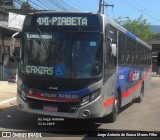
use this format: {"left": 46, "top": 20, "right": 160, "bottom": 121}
{"left": 141, "top": 45, "right": 144, "bottom": 66}
{"left": 131, "top": 39, "right": 135, "bottom": 66}
{"left": 118, "top": 32, "right": 125, "bottom": 65}
{"left": 126, "top": 37, "right": 131, "bottom": 65}
{"left": 135, "top": 42, "right": 138, "bottom": 66}
{"left": 106, "top": 38, "right": 117, "bottom": 69}
{"left": 146, "top": 49, "right": 148, "bottom": 66}
{"left": 147, "top": 49, "right": 149, "bottom": 66}
{"left": 144, "top": 48, "right": 146, "bottom": 66}
{"left": 105, "top": 24, "right": 117, "bottom": 69}
{"left": 138, "top": 43, "right": 141, "bottom": 66}
{"left": 149, "top": 50, "right": 152, "bottom": 66}
{"left": 136, "top": 43, "right": 141, "bottom": 66}
{"left": 149, "top": 49, "right": 152, "bottom": 66}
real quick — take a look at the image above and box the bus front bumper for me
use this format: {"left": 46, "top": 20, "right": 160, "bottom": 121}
{"left": 17, "top": 93, "right": 103, "bottom": 119}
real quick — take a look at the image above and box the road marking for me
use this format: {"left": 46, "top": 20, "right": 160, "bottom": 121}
{"left": 0, "top": 98, "right": 16, "bottom": 105}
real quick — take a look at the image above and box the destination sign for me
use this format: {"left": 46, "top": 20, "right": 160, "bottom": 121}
{"left": 24, "top": 14, "right": 101, "bottom": 27}
{"left": 25, "top": 33, "right": 56, "bottom": 40}
{"left": 36, "top": 17, "right": 88, "bottom": 26}
{"left": 26, "top": 66, "right": 53, "bottom": 75}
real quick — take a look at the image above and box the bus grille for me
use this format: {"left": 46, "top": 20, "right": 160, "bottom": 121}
{"left": 27, "top": 98, "right": 79, "bottom": 113}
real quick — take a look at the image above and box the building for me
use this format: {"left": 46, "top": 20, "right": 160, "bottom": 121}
{"left": 0, "top": 0, "right": 43, "bottom": 81}
{"left": 151, "top": 39, "right": 160, "bottom": 73}
{"left": 0, "top": 10, "right": 25, "bottom": 81}
{"left": 149, "top": 25, "right": 160, "bottom": 73}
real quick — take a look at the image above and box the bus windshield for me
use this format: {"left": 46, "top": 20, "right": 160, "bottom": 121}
{"left": 21, "top": 31, "right": 103, "bottom": 78}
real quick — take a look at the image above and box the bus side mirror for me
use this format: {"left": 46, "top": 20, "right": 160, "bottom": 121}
{"left": 111, "top": 43, "right": 117, "bottom": 57}
{"left": 10, "top": 32, "right": 20, "bottom": 57}
{"left": 107, "top": 37, "right": 117, "bottom": 57}
{"left": 10, "top": 38, "right": 15, "bottom": 54}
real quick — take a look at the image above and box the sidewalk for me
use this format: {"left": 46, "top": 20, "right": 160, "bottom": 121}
{"left": 0, "top": 81, "right": 17, "bottom": 108}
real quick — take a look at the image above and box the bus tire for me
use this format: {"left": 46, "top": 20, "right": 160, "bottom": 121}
{"left": 107, "top": 93, "right": 120, "bottom": 122}
{"left": 136, "top": 84, "right": 144, "bottom": 103}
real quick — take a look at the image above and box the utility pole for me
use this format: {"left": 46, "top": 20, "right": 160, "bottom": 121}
{"left": 98, "top": 0, "right": 103, "bottom": 14}
{"left": 2, "top": 0, "right": 5, "bottom": 11}
{"left": 0, "top": 0, "right": 5, "bottom": 11}
{"left": 98, "top": 0, "right": 114, "bottom": 14}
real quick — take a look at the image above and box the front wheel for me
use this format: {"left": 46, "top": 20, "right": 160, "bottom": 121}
{"left": 107, "top": 93, "right": 120, "bottom": 122}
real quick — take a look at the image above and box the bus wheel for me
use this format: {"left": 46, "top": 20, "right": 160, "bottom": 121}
{"left": 107, "top": 93, "right": 120, "bottom": 122}
{"left": 136, "top": 84, "right": 144, "bottom": 103}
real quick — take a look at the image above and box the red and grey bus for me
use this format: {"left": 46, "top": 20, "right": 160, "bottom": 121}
{"left": 10, "top": 11, "right": 151, "bottom": 122}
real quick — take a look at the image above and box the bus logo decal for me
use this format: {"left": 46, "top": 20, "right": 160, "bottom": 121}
{"left": 129, "top": 70, "right": 140, "bottom": 82}
{"left": 119, "top": 75, "right": 124, "bottom": 80}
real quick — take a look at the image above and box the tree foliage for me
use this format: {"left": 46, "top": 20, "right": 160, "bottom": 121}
{"left": 115, "top": 15, "right": 152, "bottom": 43}
{"left": 152, "top": 32, "right": 160, "bottom": 40}
{"left": 5, "top": 4, "right": 17, "bottom": 9}
{"left": 4, "top": 1, "right": 17, "bottom": 9}
{"left": 20, "top": 0, "right": 32, "bottom": 10}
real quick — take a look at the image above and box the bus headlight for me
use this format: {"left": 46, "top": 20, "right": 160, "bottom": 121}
{"left": 20, "top": 90, "right": 26, "bottom": 100}
{"left": 81, "top": 96, "right": 90, "bottom": 106}
{"left": 90, "top": 90, "right": 100, "bottom": 101}
{"left": 81, "top": 89, "right": 101, "bottom": 106}
{"left": 29, "top": 89, "right": 34, "bottom": 95}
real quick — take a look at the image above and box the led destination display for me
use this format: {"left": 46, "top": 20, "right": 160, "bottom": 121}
{"left": 25, "top": 14, "right": 101, "bottom": 27}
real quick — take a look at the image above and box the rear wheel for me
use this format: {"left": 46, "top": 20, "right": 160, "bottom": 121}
{"left": 136, "top": 84, "right": 144, "bottom": 103}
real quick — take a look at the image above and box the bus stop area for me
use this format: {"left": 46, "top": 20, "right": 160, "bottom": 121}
{"left": 0, "top": 81, "right": 16, "bottom": 108}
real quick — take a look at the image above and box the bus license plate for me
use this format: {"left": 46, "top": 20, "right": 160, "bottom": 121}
{"left": 43, "top": 105, "right": 58, "bottom": 112}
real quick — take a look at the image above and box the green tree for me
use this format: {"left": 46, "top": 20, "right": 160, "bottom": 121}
{"left": 20, "top": 0, "right": 32, "bottom": 10}
{"left": 115, "top": 15, "right": 152, "bottom": 43}
{"left": 152, "top": 32, "right": 160, "bottom": 40}
{"left": 4, "top": 0, "right": 17, "bottom": 9}
{"left": 5, "top": 4, "right": 17, "bottom": 9}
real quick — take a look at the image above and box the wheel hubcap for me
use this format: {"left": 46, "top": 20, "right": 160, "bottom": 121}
{"left": 114, "top": 98, "right": 119, "bottom": 114}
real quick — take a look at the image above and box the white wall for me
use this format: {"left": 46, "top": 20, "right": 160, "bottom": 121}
{"left": 8, "top": 12, "right": 26, "bottom": 30}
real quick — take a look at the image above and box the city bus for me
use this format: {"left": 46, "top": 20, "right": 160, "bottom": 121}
{"left": 10, "top": 11, "right": 152, "bottom": 122}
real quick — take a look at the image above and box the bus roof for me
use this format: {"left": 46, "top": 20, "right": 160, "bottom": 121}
{"left": 28, "top": 11, "right": 96, "bottom": 15}
{"left": 102, "top": 15, "right": 151, "bottom": 50}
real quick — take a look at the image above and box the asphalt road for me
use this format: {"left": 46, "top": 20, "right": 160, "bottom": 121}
{"left": 0, "top": 77, "right": 160, "bottom": 139}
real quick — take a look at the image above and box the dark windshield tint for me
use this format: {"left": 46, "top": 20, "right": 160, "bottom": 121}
{"left": 21, "top": 32, "right": 103, "bottom": 78}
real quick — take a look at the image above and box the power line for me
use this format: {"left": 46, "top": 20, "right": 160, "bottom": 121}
{"left": 98, "top": 0, "right": 114, "bottom": 14}
{"left": 28, "top": 0, "right": 46, "bottom": 10}
{"left": 37, "top": 0, "right": 78, "bottom": 11}
{"left": 109, "top": 0, "right": 115, "bottom": 18}
{"left": 66, "top": 0, "right": 85, "bottom": 11}
{"left": 119, "top": 0, "right": 160, "bottom": 24}
{"left": 60, "top": 0, "right": 78, "bottom": 11}
{"left": 131, "top": 0, "right": 160, "bottom": 23}
{"left": 37, "top": 0, "right": 56, "bottom": 10}
{"left": 14, "top": 0, "right": 36, "bottom": 10}
{"left": 67, "top": 0, "right": 94, "bottom": 12}
{"left": 74, "top": 0, "right": 93, "bottom": 11}
{"left": 14, "top": 0, "right": 78, "bottom": 11}
{"left": 54, "top": 0, "right": 72, "bottom": 11}
{"left": 50, "top": 0, "right": 68, "bottom": 11}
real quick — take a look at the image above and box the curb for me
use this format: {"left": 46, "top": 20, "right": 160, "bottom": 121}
{"left": 152, "top": 75, "right": 160, "bottom": 77}
{"left": 0, "top": 98, "right": 16, "bottom": 109}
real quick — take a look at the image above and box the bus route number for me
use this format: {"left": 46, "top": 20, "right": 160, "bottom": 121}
{"left": 37, "top": 17, "right": 49, "bottom": 25}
